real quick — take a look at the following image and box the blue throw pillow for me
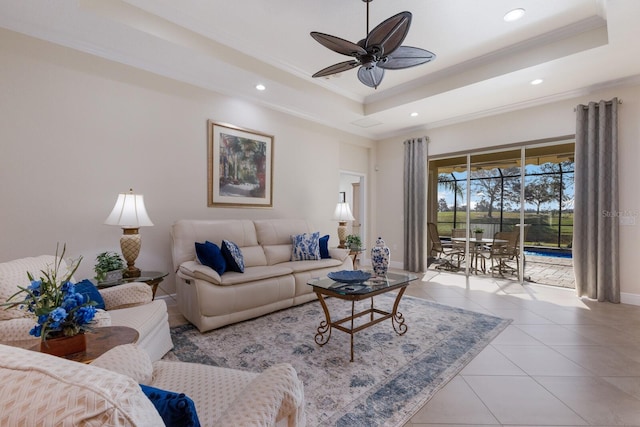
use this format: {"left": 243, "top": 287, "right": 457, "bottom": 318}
{"left": 74, "top": 279, "right": 106, "bottom": 310}
{"left": 319, "top": 234, "right": 331, "bottom": 259}
{"left": 221, "top": 240, "right": 245, "bottom": 273}
{"left": 195, "top": 241, "right": 227, "bottom": 275}
{"left": 140, "top": 384, "right": 200, "bottom": 427}
{"left": 291, "top": 232, "right": 321, "bottom": 261}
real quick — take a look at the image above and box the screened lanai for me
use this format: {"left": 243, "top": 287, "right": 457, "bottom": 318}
{"left": 427, "top": 141, "right": 576, "bottom": 287}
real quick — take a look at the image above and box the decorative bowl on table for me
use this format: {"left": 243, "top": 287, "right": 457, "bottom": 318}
{"left": 327, "top": 270, "right": 371, "bottom": 284}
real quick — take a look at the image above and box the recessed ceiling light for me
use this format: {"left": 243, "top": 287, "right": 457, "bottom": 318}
{"left": 504, "top": 8, "right": 525, "bottom": 22}
{"left": 410, "top": 112, "right": 419, "bottom": 117}
{"left": 530, "top": 78, "right": 544, "bottom": 85}
{"left": 255, "top": 84, "right": 266, "bottom": 91}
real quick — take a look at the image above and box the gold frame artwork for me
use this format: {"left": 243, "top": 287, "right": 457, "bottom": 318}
{"left": 207, "top": 120, "right": 274, "bottom": 207}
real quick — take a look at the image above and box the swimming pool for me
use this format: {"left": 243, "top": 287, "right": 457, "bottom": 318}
{"left": 524, "top": 248, "right": 572, "bottom": 258}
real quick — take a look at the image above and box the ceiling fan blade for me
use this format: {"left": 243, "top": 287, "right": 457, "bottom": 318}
{"left": 379, "top": 46, "right": 436, "bottom": 70}
{"left": 312, "top": 60, "right": 360, "bottom": 78}
{"left": 357, "top": 65, "right": 385, "bottom": 89}
{"left": 365, "top": 11, "right": 412, "bottom": 55}
{"left": 310, "top": 32, "right": 367, "bottom": 57}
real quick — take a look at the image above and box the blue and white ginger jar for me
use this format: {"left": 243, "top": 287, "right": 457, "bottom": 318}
{"left": 371, "top": 236, "right": 390, "bottom": 276}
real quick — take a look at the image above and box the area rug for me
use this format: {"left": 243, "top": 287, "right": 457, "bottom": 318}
{"left": 166, "top": 294, "right": 511, "bottom": 426}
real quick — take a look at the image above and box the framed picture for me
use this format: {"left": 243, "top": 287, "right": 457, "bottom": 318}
{"left": 208, "top": 120, "right": 274, "bottom": 207}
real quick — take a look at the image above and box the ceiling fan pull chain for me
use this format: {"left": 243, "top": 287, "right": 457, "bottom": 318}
{"left": 365, "top": 0, "right": 370, "bottom": 36}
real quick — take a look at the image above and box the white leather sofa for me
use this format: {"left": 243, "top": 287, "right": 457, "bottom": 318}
{"left": 171, "top": 219, "right": 353, "bottom": 332}
{"left": 0, "top": 343, "right": 305, "bottom": 426}
{"left": 0, "top": 255, "right": 173, "bottom": 362}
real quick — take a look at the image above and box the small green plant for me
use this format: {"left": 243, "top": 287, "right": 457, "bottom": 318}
{"left": 473, "top": 227, "right": 484, "bottom": 234}
{"left": 94, "top": 251, "right": 125, "bottom": 281}
{"left": 345, "top": 234, "right": 362, "bottom": 250}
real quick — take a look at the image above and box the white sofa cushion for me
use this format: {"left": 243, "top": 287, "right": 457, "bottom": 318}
{"left": 180, "top": 261, "right": 292, "bottom": 286}
{"left": 217, "top": 363, "right": 306, "bottom": 427}
{"left": 0, "top": 344, "right": 163, "bottom": 426}
{"left": 254, "top": 219, "right": 316, "bottom": 246}
{"left": 255, "top": 219, "right": 317, "bottom": 266}
{"left": 278, "top": 258, "right": 344, "bottom": 273}
{"left": 91, "top": 343, "right": 154, "bottom": 384}
{"left": 152, "top": 360, "right": 257, "bottom": 424}
{"left": 103, "top": 295, "right": 173, "bottom": 363}
{"left": 99, "top": 282, "right": 154, "bottom": 310}
{"left": 263, "top": 244, "right": 294, "bottom": 266}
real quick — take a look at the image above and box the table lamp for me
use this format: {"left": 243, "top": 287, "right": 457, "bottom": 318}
{"left": 332, "top": 202, "right": 355, "bottom": 248}
{"left": 104, "top": 189, "right": 154, "bottom": 278}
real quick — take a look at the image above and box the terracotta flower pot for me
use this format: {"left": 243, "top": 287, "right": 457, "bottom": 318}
{"left": 40, "top": 333, "right": 86, "bottom": 357}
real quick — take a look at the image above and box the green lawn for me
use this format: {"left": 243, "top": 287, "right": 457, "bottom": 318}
{"left": 435, "top": 211, "right": 573, "bottom": 248}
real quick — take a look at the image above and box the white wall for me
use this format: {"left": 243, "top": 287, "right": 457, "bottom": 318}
{"left": 0, "top": 29, "right": 373, "bottom": 295}
{"left": 376, "top": 84, "right": 640, "bottom": 302}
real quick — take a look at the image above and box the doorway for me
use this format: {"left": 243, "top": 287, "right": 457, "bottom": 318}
{"left": 340, "top": 171, "right": 366, "bottom": 256}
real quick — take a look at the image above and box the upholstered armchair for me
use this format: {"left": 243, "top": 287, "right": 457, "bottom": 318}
{"left": 0, "top": 342, "right": 306, "bottom": 426}
{"left": 0, "top": 255, "right": 173, "bottom": 361}
{"left": 91, "top": 344, "right": 306, "bottom": 427}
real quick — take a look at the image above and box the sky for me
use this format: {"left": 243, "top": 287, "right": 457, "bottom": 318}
{"left": 437, "top": 163, "right": 575, "bottom": 212}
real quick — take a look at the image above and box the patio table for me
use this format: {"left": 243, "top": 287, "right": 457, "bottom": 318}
{"left": 452, "top": 237, "right": 508, "bottom": 274}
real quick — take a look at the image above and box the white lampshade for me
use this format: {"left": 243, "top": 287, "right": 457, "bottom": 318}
{"left": 332, "top": 202, "right": 355, "bottom": 222}
{"left": 104, "top": 189, "right": 154, "bottom": 228}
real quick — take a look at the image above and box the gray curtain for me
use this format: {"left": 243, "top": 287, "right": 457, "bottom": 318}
{"left": 573, "top": 98, "right": 619, "bottom": 302}
{"left": 403, "top": 137, "right": 428, "bottom": 272}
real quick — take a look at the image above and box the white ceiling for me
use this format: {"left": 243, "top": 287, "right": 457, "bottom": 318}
{"left": 2, "top": 0, "right": 639, "bottom": 140}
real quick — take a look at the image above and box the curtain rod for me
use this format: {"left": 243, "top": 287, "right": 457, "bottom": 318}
{"left": 574, "top": 99, "right": 622, "bottom": 111}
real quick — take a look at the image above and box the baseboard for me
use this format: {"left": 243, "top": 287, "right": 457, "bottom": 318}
{"left": 621, "top": 292, "right": 640, "bottom": 306}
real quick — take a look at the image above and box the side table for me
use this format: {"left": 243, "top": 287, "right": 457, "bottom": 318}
{"left": 349, "top": 248, "right": 365, "bottom": 269}
{"left": 0, "top": 326, "right": 139, "bottom": 364}
{"left": 98, "top": 271, "right": 168, "bottom": 299}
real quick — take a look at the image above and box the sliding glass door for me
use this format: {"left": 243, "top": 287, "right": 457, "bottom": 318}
{"left": 429, "top": 140, "right": 575, "bottom": 285}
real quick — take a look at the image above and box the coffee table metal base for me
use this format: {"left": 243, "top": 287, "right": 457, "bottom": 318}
{"left": 313, "top": 286, "right": 408, "bottom": 362}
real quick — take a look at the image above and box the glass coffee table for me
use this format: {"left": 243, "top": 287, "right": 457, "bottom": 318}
{"left": 307, "top": 271, "right": 418, "bottom": 362}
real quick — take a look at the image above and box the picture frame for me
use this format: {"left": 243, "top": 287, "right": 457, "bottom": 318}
{"left": 208, "top": 120, "right": 274, "bottom": 208}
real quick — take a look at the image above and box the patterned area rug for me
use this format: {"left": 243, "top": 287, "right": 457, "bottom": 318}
{"left": 166, "top": 294, "right": 511, "bottom": 426}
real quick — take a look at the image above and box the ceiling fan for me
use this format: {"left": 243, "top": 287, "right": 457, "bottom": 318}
{"left": 310, "top": 0, "right": 436, "bottom": 89}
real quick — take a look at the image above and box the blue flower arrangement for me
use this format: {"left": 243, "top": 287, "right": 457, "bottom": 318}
{"left": 5, "top": 245, "right": 98, "bottom": 342}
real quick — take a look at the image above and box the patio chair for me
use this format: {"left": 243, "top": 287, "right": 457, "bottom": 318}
{"left": 483, "top": 230, "right": 520, "bottom": 276}
{"left": 428, "top": 222, "right": 464, "bottom": 270}
{"left": 451, "top": 228, "right": 467, "bottom": 255}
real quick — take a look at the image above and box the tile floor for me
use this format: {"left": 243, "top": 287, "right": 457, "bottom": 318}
{"left": 404, "top": 270, "right": 640, "bottom": 427}
{"left": 164, "top": 270, "right": 640, "bottom": 426}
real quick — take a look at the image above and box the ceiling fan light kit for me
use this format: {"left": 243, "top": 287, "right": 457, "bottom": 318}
{"left": 310, "top": 0, "right": 435, "bottom": 89}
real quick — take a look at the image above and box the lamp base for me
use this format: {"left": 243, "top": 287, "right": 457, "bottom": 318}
{"left": 123, "top": 266, "right": 141, "bottom": 279}
{"left": 120, "top": 228, "right": 142, "bottom": 278}
{"left": 337, "top": 221, "right": 348, "bottom": 249}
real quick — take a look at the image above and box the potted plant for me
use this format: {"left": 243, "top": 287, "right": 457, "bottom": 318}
{"left": 473, "top": 227, "right": 484, "bottom": 241}
{"left": 94, "top": 251, "right": 125, "bottom": 282}
{"left": 345, "top": 234, "right": 362, "bottom": 251}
